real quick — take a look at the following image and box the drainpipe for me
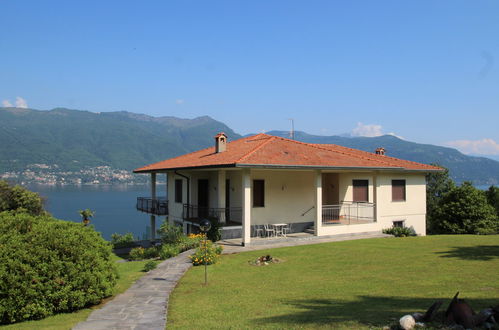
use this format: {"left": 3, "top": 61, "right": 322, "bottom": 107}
{"left": 175, "top": 170, "right": 190, "bottom": 219}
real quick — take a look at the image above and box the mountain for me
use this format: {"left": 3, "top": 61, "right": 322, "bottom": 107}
{"left": 266, "top": 130, "right": 499, "bottom": 185}
{"left": 0, "top": 107, "right": 240, "bottom": 173}
{"left": 1, "top": 107, "right": 498, "bottom": 185}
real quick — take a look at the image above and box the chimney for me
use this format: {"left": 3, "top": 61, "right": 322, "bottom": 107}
{"left": 375, "top": 147, "right": 386, "bottom": 156}
{"left": 214, "top": 132, "right": 227, "bottom": 153}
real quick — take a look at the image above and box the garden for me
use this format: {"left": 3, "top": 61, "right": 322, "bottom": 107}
{"left": 167, "top": 235, "right": 499, "bottom": 329}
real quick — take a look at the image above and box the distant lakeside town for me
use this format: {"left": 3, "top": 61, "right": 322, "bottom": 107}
{"left": 0, "top": 164, "right": 148, "bottom": 185}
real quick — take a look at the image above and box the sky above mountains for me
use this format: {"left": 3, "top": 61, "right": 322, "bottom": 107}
{"left": 1, "top": 1, "right": 498, "bottom": 158}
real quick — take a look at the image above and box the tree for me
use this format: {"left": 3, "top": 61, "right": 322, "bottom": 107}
{"left": 432, "top": 182, "right": 498, "bottom": 234}
{"left": 0, "top": 180, "right": 45, "bottom": 216}
{"left": 485, "top": 185, "right": 499, "bottom": 218}
{"left": 426, "top": 166, "right": 454, "bottom": 233}
{"left": 79, "top": 208, "right": 94, "bottom": 226}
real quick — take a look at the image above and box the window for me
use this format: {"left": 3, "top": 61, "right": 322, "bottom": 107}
{"left": 253, "top": 180, "right": 265, "bottom": 207}
{"left": 175, "top": 179, "right": 183, "bottom": 203}
{"left": 392, "top": 180, "right": 406, "bottom": 201}
{"left": 352, "top": 180, "right": 368, "bottom": 202}
{"left": 393, "top": 220, "right": 405, "bottom": 228}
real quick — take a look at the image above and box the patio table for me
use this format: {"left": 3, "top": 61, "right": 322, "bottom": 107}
{"left": 272, "top": 223, "right": 288, "bottom": 237}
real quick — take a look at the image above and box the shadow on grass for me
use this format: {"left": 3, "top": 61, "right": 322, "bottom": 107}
{"left": 253, "top": 296, "right": 498, "bottom": 328}
{"left": 436, "top": 245, "right": 499, "bottom": 261}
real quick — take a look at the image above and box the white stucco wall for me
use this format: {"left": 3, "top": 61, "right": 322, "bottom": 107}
{"left": 250, "top": 169, "right": 316, "bottom": 225}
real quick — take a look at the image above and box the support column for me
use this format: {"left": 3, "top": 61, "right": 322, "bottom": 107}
{"left": 167, "top": 172, "right": 174, "bottom": 225}
{"left": 217, "top": 170, "right": 226, "bottom": 224}
{"left": 373, "top": 173, "right": 378, "bottom": 223}
{"left": 242, "top": 169, "right": 251, "bottom": 246}
{"left": 150, "top": 173, "right": 157, "bottom": 241}
{"left": 315, "top": 170, "right": 322, "bottom": 236}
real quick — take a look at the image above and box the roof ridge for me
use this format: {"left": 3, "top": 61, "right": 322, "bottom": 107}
{"left": 268, "top": 134, "right": 398, "bottom": 167}
{"left": 315, "top": 143, "right": 400, "bottom": 167}
{"left": 235, "top": 134, "right": 275, "bottom": 163}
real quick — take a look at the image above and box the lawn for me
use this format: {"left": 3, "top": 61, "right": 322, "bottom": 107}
{"left": 1, "top": 255, "right": 150, "bottom": 330}
{"left": 168, "top": 235, "right": 499, "bottom": 329}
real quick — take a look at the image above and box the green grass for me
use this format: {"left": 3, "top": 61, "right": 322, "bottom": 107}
{"left": 168, "top": 235, "right": 499, "bottom": 329}
{"left": 1, "top": 255, "right": 150, "bottom": 330}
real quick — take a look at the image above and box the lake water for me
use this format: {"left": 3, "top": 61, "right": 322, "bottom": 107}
{"left": 27, "top": 184, "right": 167, "bottom": 241}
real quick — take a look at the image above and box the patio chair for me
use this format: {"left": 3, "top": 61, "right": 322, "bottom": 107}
{"left": 263, "top": 224, "right": 275, "bottom": 238}
{"left": 254, "top": 225, "right": 264, "bottom": 238}
{"left": 282, "top": 223, "right": 292, "bottom": 237}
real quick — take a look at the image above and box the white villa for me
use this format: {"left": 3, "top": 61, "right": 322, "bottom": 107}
{"left": 134, "top": 133, "right": 441, "bottom": 245}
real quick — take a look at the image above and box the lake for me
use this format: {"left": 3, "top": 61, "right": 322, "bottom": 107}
{"left": 27, "top": 184, "right": 167, "bottom": 241}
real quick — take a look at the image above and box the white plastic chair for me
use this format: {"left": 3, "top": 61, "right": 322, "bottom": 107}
{"left": 264, "top": 224, "right": 275, "bottom": 238}
{"left": 254, "top": 225, "right": 264, "bottom": 238}
{"left": 282, "top": 223, "right": 292, "bottom": 237}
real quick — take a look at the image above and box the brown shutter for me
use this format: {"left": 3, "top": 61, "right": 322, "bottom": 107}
{"left": 353, "top": 180, "right": 368, "bottom": 202}
{"left": 392, "top": 180, "right": 406, "bottom": 201}
{"left": 253, "top": 180, "right": 265, "bottom": 207}
{"left": 175, "top": 179, "right": 183, "bottom": 203}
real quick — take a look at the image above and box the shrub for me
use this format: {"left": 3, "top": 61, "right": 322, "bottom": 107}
{"left": 383, "top": 226, "right": 416, "bottom": 237}
{"left": 144, "top": 246, "right": 159, "bottom": 259}
{"left": 178, "top": 233, "right": 205, "bottom": 251}
{"left": 0, "top": 180, "right": 45, "bottom": 216}
{"left": 0, "top": 211, "right": 118, "bottom": 324}
{"left": 158, "top": 222, "right": 184, "bottom": 244}
{"left": 189, "top": 240, "right": 223, "bottom": 266}
{"left": 142, "top": 260, "right": 158, "bottom": 272}
{"left": 159, "top": 244, "right": 180, "bottom": 260}
{"left": 206, "top": 216, "right": 222, "bottom": 242}
{"left": 111, "top": 232, "right": 136, "bottom": 249}
{"left": 129, "top": 247, "right": 145, "bottom": 260}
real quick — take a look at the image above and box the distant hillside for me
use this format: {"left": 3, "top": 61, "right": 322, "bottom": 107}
{"left": 266, "top": 130, "right": 499, "bottom": 185}
{"left": 1, "top": 107, "right": 498, "bottom": 185}
{"left": 0, "top": 107, "right": 240, "bottom": 172}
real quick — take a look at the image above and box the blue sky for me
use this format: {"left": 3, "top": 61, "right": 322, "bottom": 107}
{"left": 1, "top": 1, "right": 498, "bottom": 157}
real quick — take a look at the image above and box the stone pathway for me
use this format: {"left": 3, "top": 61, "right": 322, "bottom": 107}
{"left": 73, "top": 231, "right": 391, "bottom": 330}
{"left": 73, "top": 250, "right": 193, "bottom": 330}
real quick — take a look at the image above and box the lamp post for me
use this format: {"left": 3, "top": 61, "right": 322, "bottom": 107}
{"left": 199, "top": 218, "right": 211, "bottom": 286}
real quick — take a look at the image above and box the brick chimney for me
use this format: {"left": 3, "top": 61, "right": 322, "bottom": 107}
{"left": 214, "top": 132, "right": 227, "bottom": 153}
{"left": 375, "top": 147, "right": 386, "bottom": 156}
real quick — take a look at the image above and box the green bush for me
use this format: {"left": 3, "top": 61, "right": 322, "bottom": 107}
{"left": 142, "top": 260, "right": 158, "bottom": 272}
{"left": 144, "top": 246, "right": 159, "bottom": 259}
{"left": 158, "top": 223, "right": 184, "bottom": 244}
{"left": 0, "top": 180, "right": 45, "bottom": 216}
{"left": 129, "top": 247, "right": 145, "bottom": 260}
{"left": 382, "top": 226, "right": 416, "bottom": 237}
{"left": 111, "top": 232, "right": 136, "bottom": 249}
{"left": 0, "top": 211, "right": 118, "bottom": 324}
{"left": 159, "top": 244, "right": 180, "bottom": 260}
{"left": 206, "top": 216, "right": 222, "bottom": 242}
{"left": 189, "top": 240, "right": 223, "bottom": 266}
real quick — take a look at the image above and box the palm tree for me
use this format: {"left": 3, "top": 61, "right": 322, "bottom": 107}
{"left": 79, "top": 209, "right": 94, "bottom": 226}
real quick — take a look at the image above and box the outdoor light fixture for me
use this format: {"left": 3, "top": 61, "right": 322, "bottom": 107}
{"left": 199, "top": 218, "right": 211, "bottom": 285}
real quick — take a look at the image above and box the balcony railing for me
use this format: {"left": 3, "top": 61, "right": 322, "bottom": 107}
{"left": 136, "top": 197, "right": 168, "bottom": 215}
{"left": 182, "top": 204, "right": 242, "bottom": 224}
{"left": 322, "top": 202, "right": 375, "bottom": 225}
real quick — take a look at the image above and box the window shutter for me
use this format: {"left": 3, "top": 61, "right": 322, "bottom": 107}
{"left": 352, "top": 180, "right": 368, "bottom": 202}
{"left": 175, "top": 179, "right": 183, "bottom": 203}
{"left": 253, "top": 180, "right": 265, "bottom": 207}
{"left": 392, "top": 180, "right": 406, "bottom": 201}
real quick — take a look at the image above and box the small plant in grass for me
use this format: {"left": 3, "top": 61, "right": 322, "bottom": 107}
{"left": 142, "top": 260, "right": 159, "bottom": 272}
{"left": 383, "top": 226, "right": 416, "bottom": 237}
{"left": 111, "top": 232, "right": 136, "bottom": 249}
{"left": 189, "top": 240, "right": 223, "bottom": 266}
{"left": 249, "top": 255, "right": 282, "bottom": 266}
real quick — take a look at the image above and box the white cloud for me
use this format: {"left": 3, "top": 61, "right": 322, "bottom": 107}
{"left": 175, "top": 99, "right": 184, "bottom": 105}
{"left": 446, "top": 138, "right": 499, "bottom": 155}
{"left": 15, "top": 96, "right": 28, "bottom": 108}
{"left": 351, "top": 122, "right": 383, "bottom": 137}
{"left": 2, "top": 100, "right": 12, "bottom": 107}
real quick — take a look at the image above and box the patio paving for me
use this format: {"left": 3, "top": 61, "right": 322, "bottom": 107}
{"left": 73, "top": 231, "right": 390, "bottom": 330}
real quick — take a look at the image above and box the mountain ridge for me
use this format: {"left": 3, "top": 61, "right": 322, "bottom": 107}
{"left": 1, "top": 107, "right": 498, "bottom": 185}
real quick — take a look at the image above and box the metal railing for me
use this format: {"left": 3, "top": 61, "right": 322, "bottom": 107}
{"left": 182, "top": 204, "right": 242, "bottom": 224}
{"left": 322, "top": 201, "right": 375, "bottom": 225}
{"left": 136, "top": 197, "right": 168, "bottom": 215}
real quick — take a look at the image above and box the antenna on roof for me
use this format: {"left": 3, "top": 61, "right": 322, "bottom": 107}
{"left": 288, "top": 118, "right": 295, "bottom": 139}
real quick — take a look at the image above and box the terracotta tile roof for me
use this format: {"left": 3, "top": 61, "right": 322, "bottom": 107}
{"left": 133, "top": 133, "right": 442, "bottom": 173}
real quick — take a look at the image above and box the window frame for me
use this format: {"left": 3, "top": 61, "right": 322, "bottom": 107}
{"left": 352, "top": 179, "right": 369, "bottom": 203}
{"left": 253, "top": 179, "right": 265, "bottom": 207}
{"left": 392, "top": 179, "right": 406, "bottom": 202}
{"left": 175, "top": 179, "right": 183, "bottom": 203}
{"left": 392, "top": 220, "right": 405, "bottom": 228}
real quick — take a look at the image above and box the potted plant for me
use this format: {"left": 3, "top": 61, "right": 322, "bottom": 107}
{"left": 79, "top": 209, "right": 94, "bottom": 226}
